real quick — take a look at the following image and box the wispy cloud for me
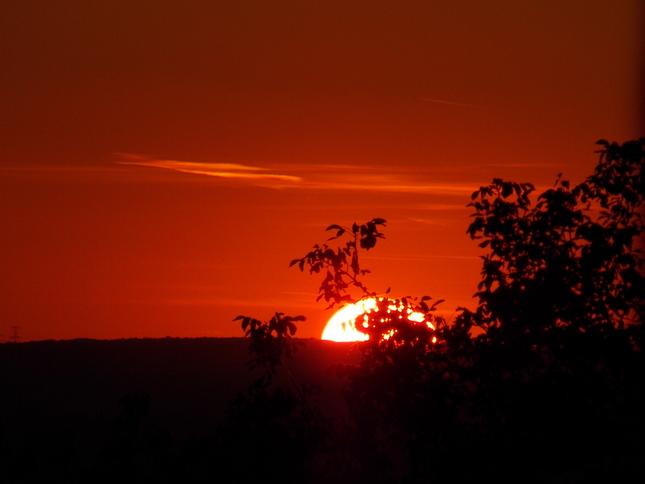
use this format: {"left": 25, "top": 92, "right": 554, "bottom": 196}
{"left": 261, "top": 165, "right": 479, "bottom": 195}
{"left": 0, "top": 164, "right": 123, "bottom": 174}
{"left": 482, "top": 163, "right": 557, "bottom": 168}
{"left": 417, "top": 203, "right": 468, "bottom": 211}
{"left": 365, "top": 254, "right": 479, "bottom": 261}
{"left": 405, "top": 217, "right": 450, "bottom": 226}
{"left": 115, "top": 153, "right": 481, "bottom": 196}
{"left": 303, "top": 181, "right": 474, "bottom": 195}
{"left": 115, "top": 154, "right": 303, "bottom": 183}
{"left": 419, "top": 97, "right": 486, "bottom": 109}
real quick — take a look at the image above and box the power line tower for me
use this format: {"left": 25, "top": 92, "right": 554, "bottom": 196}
{"left": 10, "top": 326, "right": 20, "bottom": 343}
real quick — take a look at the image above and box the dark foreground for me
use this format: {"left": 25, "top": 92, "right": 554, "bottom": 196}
{"left": 0, "top": 337, "right": 355, "bottom": 483}
{"left": 1, "top": 337, "right": 643, "bottom": 483}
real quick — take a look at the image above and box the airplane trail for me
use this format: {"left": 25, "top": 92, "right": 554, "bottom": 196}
{"left": 419, "top": 97, "right": 485, "bottom": 109}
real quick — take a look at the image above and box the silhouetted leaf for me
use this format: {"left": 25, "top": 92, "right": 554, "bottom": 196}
{"left": 501, "top": 182, "right": 513, "bottom": 198}
{"left": 431, "top": 298, "right": 445, "bottom": 307}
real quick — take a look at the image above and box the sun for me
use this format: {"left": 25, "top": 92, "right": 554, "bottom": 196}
{"left": 321, "top": 297, "right": 436, "bottom": 343}
{"left": 321, "top": 299, "right": 374, "bottom": 342}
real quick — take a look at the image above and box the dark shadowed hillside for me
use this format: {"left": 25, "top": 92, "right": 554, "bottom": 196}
{"left": 0, "top": 337, "right": 357, "bottom": 482}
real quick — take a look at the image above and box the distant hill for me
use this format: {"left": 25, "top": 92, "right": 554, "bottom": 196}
{"left": 0, "top": 337, "right": 358, "bottom": 482}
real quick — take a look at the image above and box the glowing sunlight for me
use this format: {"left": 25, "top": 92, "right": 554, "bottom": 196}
{"left": 322, "top": 298, "right": 437, "bottom": 343}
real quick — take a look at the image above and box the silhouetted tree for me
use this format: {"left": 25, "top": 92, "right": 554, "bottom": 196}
{"left": 450, "top": 138, "right": 645, "bottom": 481}
{"left": 462, "top": 138, "right": 643, "bottom": 342}
{"left": 215, "top": 313, "right": 331, "bottom": 482}
{"left": 234, "top": 139, "right": 644, "bottom": 483}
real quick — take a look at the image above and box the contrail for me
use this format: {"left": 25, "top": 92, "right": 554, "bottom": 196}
{"left": 418, "top": 97, "right": 485, "bottom": 109}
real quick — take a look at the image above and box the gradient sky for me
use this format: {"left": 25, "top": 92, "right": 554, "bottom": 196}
{"left": 1, "top": 1, "right": 642, "bottom": 341}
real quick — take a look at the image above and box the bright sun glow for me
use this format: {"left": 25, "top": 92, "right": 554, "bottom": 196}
{"left": 321, "top": 299, "right": 374, "bottom": 342}
{"left": 321, "top": 298, "right": 436, "bottom": 343}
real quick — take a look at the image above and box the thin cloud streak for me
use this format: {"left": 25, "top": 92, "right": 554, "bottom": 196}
{"left": 117, "top": 159, "right": 303, "bottom": 182}
{"left": 417, "top": 203, "right": 469, "bottom": 211}
{"left": 107, "top": 294, "right": 316, "bottom": 309}
{"left": 419, "top": 97, "right": 486, "bottom": 109}
{"left": 295, "top": 181, "right": 474, "bottom": 195}
{"left": 482, "top": 163, "right": 558, "bottom": 168}
{"left": 0, "top": 164, "right": 124, "bottom": 174}
{"left": 366, "top": 254, "right": 480, "bottom": 261}
{"left": 405, "top": 217, "right": 450, "bottom": 226}
{"left": 116, "top": 154, "right": 480, "bottom": 196}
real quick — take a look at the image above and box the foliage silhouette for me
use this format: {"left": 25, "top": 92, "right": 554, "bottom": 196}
{"left": 215, "top": 313, "right": 333, "bottom": 482}
{"left": 462, "top": 138, "right": 644, "bottom": 341}
{"left": 289, "top": 218, "right": 387, "bottom": 307}
{"left": 445, "top": 138, "right": 645, "bottom": 481}
{"left": 232, "top": 139, "right": 644, "bottom": 483}
{"left": 234, "top": 312, "right": 305, "bottom": 382}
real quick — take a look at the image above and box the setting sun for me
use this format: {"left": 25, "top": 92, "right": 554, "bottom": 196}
{"left": 322, "top": 298, "right": 437, "bottom": 343}
{"left": 321, "top": 299, "right": 373, "bottom": 342}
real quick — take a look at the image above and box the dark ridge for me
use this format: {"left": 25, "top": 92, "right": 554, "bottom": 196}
{"left": 0, "top": 337, "right": 357, "bottom": 482}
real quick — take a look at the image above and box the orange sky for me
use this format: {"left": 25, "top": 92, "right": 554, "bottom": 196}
{"left": 0, "top": 1, "right": 642, "bottom": 341}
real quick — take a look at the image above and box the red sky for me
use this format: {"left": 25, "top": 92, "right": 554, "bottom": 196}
{"left": 0, "top": 1, "right": 642, "bottom": 341}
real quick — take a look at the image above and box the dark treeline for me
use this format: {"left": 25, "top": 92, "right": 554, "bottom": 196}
{"left": 0, "top": 338, "right": 355, "bottom": 483}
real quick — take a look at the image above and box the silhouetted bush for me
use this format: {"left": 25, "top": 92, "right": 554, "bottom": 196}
{"left": 235, "top": 139, "right": 644, "bottom": 483}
